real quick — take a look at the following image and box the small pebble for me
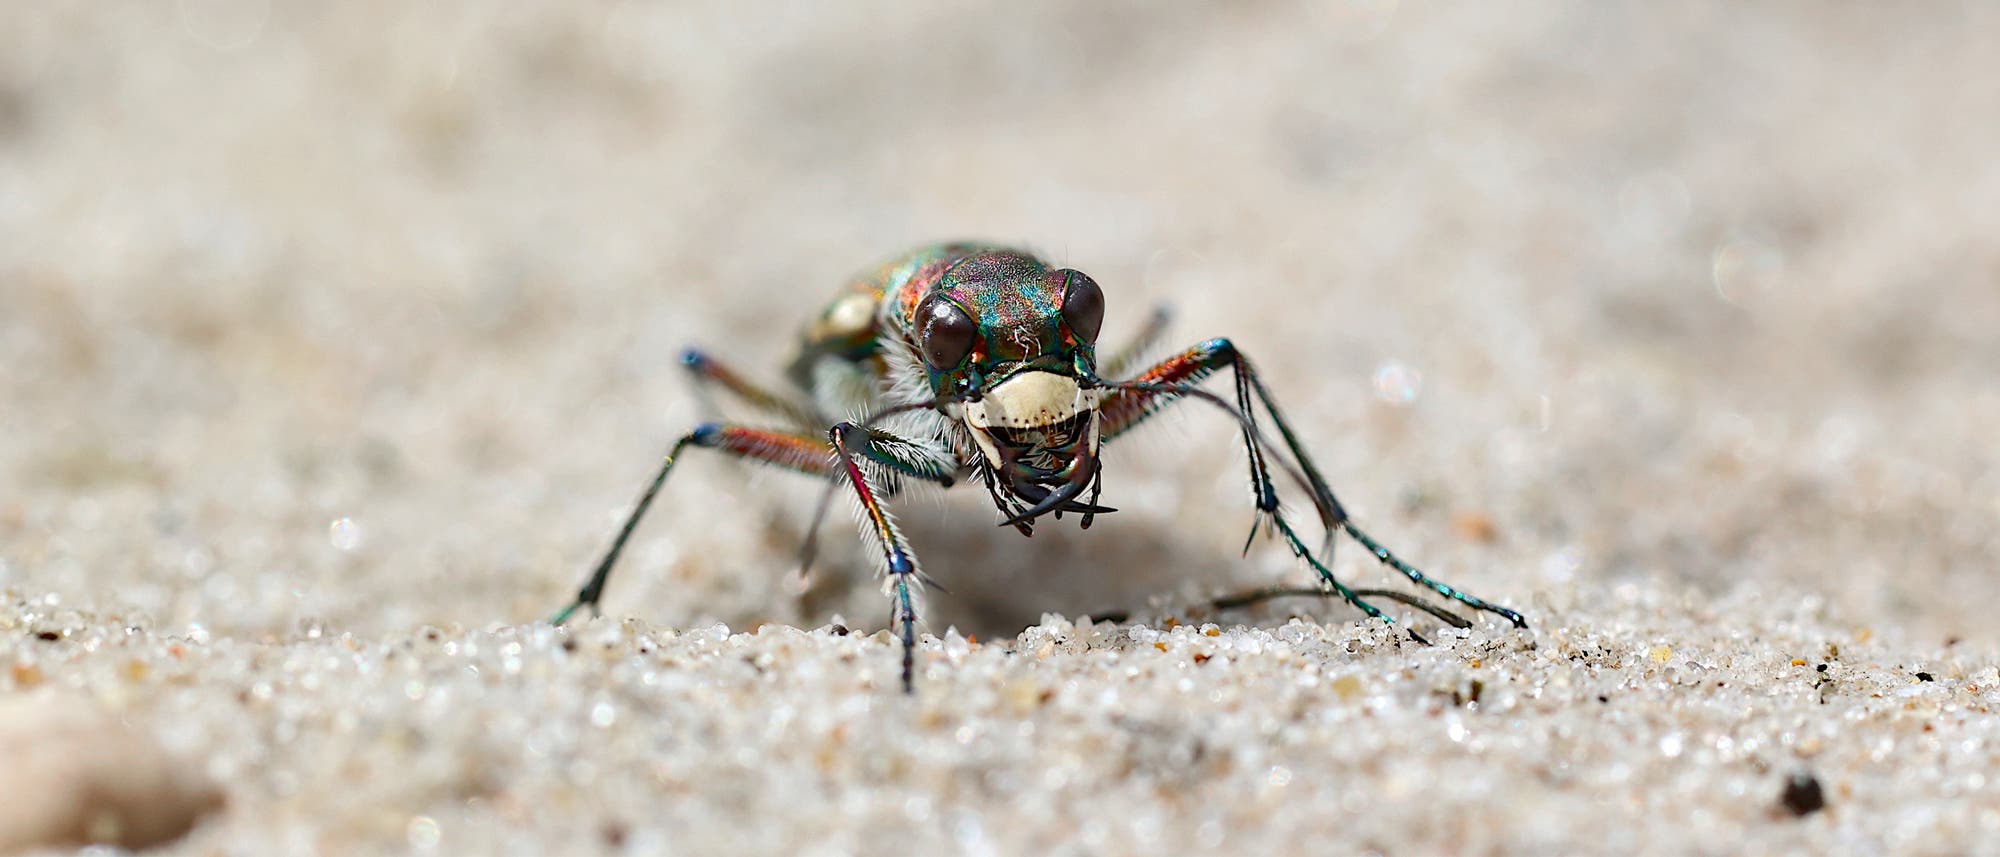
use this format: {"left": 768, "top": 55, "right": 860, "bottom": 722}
{"left": 1779, "top": 771, "right": 1826, "bottom": 817}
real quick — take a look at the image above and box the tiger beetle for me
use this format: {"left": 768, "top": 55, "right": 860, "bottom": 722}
{"left": 552, "top": 243, "right": 1527, "bottom": 692}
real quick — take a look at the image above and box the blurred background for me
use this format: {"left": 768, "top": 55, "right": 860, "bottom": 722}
{"left": 3, "top": 2, "right": 1996, "bottom": 645}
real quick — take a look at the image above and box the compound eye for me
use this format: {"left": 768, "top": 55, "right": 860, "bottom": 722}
{"left": 917, "top": 295, "right": 977, "bottom": 371}
{"left": 1060, "top": 270, "right": 1105, "bottom": 345}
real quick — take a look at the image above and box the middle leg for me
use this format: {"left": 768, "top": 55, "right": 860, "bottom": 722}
{"left": 553, "top": 423, "right": 839, "bottom": 625}
{"left": 1095, "top": 338, "right": 1403, "bottom": 631}
{"left": 1094, "top": 337, "right": 1526, "bottom": 631}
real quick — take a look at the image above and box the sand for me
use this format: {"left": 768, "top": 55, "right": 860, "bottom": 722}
{"left": 3, "top": 3, "right": 1996, "bottom": 854}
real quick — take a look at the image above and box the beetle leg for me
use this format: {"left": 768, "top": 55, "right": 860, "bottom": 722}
{"left": 1099, "top": 338, "right": 1289, "bottom": 549}
{"left": 552, "top": 423, "right": 836, "bottom": 626}
{"left": 1092, "top": 585, "right": 1472, "bottom": 629}
{"left": 827, "top": 421, "right": 958, "bottom": 693}
{"left": 1094, "top": 338, "right": 1395, "bottom": 631}
{"left": 795, "top": 416, "right": 965, "bottom": 583}
{"left": 1095, "top": 338, "right": 1527, "bottom": 631}
{"left": 680, "top": 346, "right": 826, "bottom": 431}
{"left": 1234, "top": 364, "right": 1528, "bottom": 628}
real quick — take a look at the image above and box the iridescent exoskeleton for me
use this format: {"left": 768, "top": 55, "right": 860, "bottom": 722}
{"left": 554, "top": 243, "right": 1525, "bottom": 691}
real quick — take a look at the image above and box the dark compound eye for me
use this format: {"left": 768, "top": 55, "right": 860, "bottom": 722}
{"left": 916, "top": 295, "right": 977, "bottom": 371}
{"left": 1060, "top": 270, "right": 1104, "bottom": 345}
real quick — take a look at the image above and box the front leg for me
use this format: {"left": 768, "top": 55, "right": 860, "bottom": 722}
{"left": 1095, "top": 337, "right": 1527, "bottom": 632}
{"left": 826, "top": 420, "right": 959, "bottom": 693}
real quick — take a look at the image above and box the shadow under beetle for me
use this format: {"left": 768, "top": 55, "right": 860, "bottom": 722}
{"left": 553, "top": 243, "right": 1527, "bottom": 691}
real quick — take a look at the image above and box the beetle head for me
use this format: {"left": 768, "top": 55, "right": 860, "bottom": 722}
{"left": 912, "top": 250, "right": 1110, "bottom": 527}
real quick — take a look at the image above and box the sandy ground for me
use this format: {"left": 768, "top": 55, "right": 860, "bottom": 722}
{"left": 3, "top": 3, "right": 1998, "bottom": 854}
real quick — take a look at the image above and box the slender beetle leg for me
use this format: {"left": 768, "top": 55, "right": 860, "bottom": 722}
{"left": 1092, "top": 586, "right": 1473, "bottom": 629}
{"left": 1096, "top": 337, "right": 1526, "bottom": 634}
{"left": 680, "top": 346, "right": 827, "bottom": 431}
{"left": 794, "top": 400, "right": 961, "bottom": 583}
{"left": 557, "top": 404, "right": 957, "bottom": 694}
{"left": 1235, "top": 366, "right": 1529, "bottom": 628}
{"left": 1207, "top": 585, "right": 1474, "bottom": 629}
{"left": 1099, "top": 338, "right": 1288, "bottom": 538}
{"left": 1095, "top": 338, "right": 1405, "bottom": 637}
{"left": 678, "top": 346, "right": 840, "bottom": 584}
{"left": 551, "top": 424, "right": 837, "bottom": 626}
{"left": 826, "top": 421, "right": 956, "bottom": 693}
